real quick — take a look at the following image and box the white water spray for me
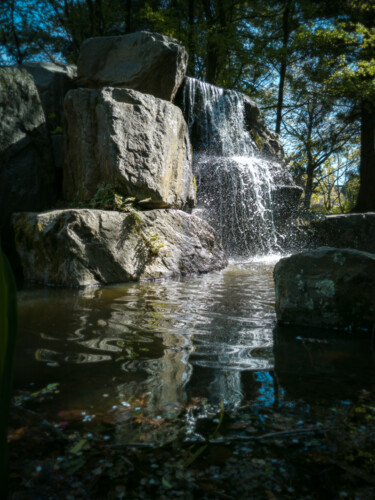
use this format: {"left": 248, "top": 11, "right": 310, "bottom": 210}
{"left": 180, "top": 77, "right": 292, "bottom": 256}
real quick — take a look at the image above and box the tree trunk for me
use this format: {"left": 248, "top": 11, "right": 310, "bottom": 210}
{"left": 354, "top": 102, "right": 375, "bottom": 212}
{"left": 303, "top": 163, "right": 315, "bottom": 209}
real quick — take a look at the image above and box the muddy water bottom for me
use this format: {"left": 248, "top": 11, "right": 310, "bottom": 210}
{"left": 13, "top": 256, "right": 375, "bottom": 443}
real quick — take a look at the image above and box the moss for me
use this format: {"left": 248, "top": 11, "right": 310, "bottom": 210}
{"left": 250, "top": 130, "right": 264, "bottom": 151}
{"left": 14, "top": 214, "right": 38, "bottom": 252}
{"left": 192, "top": 176, "right": 197, "bottom": 199}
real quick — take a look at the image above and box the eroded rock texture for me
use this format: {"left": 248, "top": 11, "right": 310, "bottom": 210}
{"left": 274, "top": 247, "right": 375, "bottom": 332}
{"left": 13, "top": 209, "right": 227, "bottom": 287}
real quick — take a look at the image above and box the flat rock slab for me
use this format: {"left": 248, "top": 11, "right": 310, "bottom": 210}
{"left": 63, "top": 87, "right": 195, "bottom": 210}
{"left": 274, "top": 247, "right": 375, "bottom": 332}
{"left": 310, "top": 213, "right": 375, "bottom": 253}
{"left": 13, "top": 209, "right": 227, "bottom": 287}
{"left": 77, "top": 32, "right": 188, "bottom": 101}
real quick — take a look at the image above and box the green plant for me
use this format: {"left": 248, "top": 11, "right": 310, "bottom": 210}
{"left": 127, "top": 209, "right": 164, "bottom": 258}
{"left": 88, "top": 184, "right": 135, "bottom": 212}
{"left": 0, "top": 245, "right": 17, "bottom": 497}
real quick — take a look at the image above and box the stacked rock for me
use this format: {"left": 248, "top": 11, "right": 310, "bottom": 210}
{"left": 12, "top": 32, "right": 227, "bottom": 286}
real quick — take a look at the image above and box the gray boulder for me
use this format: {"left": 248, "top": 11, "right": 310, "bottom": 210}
{"left": 22, "top": 62, "right": 77, "bottom": 172}
{"left": 13, "top": 208, "right": 227, "bottom": 287}
{"left": 274, "top": 247, "right": 375, "bottom": 331}
{"left": 310, "top": 213, "right": 375, "bottom": 253}
{"left": 63, "top": 87, "right": 196, "bottom": 210}
{"left": 0, "top": 67, "right": 56, "bottom": 235}
{"left": 77, "top": 32, "right": 188, "bottom": 102}
{"left": 22, "top": 62, "right": 77, "bottom": 131}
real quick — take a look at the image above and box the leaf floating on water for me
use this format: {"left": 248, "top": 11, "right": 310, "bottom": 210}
{"left": 162, "top": 477, "right": 172, "bottom": 489}
{"left": 7, "top": 427, "right": 27, "bottom": 442}
{"left": 30, "top": 382, "right": 59, "bottom": 398}
{"left": 69, "top": 438, "right": 87, "bottom": 454}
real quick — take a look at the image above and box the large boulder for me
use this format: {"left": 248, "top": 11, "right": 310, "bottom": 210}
{"left": 310, "top": 213, "right": 375, "bottom": 253}
{"left": 63, "top": 87, "right": 195, "bottom": 210}
{"left": 274, "top": 247, "right": 375, "bottom": 331}
{"left": 0, "top": 67, "right": 56, "bottom": 236}
{"left": 22, "top": 62, "right": 77, "bottom": 132}
{"left": 13, "top": 208, "right": 227, "bottom": 287}
{"left": 22, "top": 62, "right": 76, "bottom": 172}
{"left": 77, "top": 32, "right": 188, "bottom": 102}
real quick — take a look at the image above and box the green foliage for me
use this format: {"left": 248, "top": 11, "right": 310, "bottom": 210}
{"left": 69, "top": 184, "right": 140, "bottom": 213}
{"left": 0, "top": 245, "right": 17, "bottom": 497}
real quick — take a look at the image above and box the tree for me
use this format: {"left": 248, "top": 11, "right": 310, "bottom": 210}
{"left": 301, "top": 0, "right": 375, "bottom": 211}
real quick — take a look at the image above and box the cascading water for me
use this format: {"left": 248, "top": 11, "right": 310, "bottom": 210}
{"left": 178, "top": 77, "right": 299, "bottom": 256}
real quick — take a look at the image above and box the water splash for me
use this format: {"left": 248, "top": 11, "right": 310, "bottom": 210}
{"left": 179, "top": 77, "right": 292, "bottom": 256}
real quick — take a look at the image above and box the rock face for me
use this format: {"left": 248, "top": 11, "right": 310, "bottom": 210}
{"left": 22, "top": 62, "right": 76, "bottom": 171}
{"left": 77, "top": 32, "right": 188, "bottom": 102}
{"left": 22, "top": 62, "right": 77, "bottom": 131}
{"left": 13, "top": 209, "right": 227, "bottom": 287}
{"left": 63, "top": 87, "right": 195, "bottom": 209}
{"left": 22, "top": 62, "right": 77, "bottom": 186}
{"left": 310, "top": 213, "right": 375, "bottom": 253}
{"left": 0, "top": 67, "right": 56, "bottom": 235}
{"left": 274, "top": 247, "right": 375, "bottom": 331}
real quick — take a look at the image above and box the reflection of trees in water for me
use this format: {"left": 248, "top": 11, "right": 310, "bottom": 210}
{"left": 18, "top": 261, "right": 278, "bottom": 412}
{"left": 273, "top": 326, "right": 375, "bottom": 404}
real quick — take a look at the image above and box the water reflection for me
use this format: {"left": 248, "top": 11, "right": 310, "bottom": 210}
{"left": 14, "top": 258, "right": 375, "bottom": 422}
{"left": 273, "top": 326, "right": 375, "bottom": 403}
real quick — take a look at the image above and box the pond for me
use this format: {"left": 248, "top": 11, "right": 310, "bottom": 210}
{"left": 14, "top": 255, "right": 375, "bottom": 442}
{"left": 10, "top": 257, "right": 375, "bottom": 499}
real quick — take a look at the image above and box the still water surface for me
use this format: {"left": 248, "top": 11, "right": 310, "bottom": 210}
{"left": 14, "top": 257, "right": 375, "bottom": 435}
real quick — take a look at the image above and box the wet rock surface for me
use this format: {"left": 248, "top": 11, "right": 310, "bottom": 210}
{"left": 63, "top": 87, "right": 195, "bottom": 209}
{"left": 274, "top": 247, "right": 375, "bottom": 331}
{"left": 13, "top": 208, "right": 227, "bottom": 286}
{"left": 175, "top": 77, "right": 284, "bottom": 159}
{"left": 77, "top": 31, "right": 188, "bottom": 101}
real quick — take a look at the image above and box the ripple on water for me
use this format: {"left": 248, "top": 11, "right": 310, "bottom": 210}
{"left": 14, "top": 255, "right": 375, "bottom": 420}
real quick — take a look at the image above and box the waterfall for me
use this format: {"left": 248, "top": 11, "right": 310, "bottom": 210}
{"left": 178, "top": 77, "right": 299, "bottom": 256}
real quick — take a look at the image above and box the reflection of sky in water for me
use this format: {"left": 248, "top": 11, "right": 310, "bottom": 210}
{"left": 14, "top": 257, "right": 375, "bottom": 419}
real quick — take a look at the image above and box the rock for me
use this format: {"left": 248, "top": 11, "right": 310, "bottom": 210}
{"left": 63, "top": 87, "right": 195, "bottom": 210}
{"left": 77, "top": 32, "right": 188, "bottom": 101}
{"left": 274, "top": 247, "right": 375, "bottom": 331}
{"left": 271, "top": 185, "right": 303, "bottom": 219}
{"left": 310, "top": 213, "right": 375, "bottom": 253}
{"left": 13, "top": 208, "right": 227, "bottom": 287}
{"left": 0, "top": 67, "right": 56, "bottom": 235}
{"left": 21, "top": 62, "right": 77, "bottom": 133}
{"left": 22, "top": 62, "right": 77, "bottom": 189}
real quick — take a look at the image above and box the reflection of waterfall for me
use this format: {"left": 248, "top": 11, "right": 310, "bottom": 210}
{"left": 178, "top": 77, "right": 299, "bottom": 256}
